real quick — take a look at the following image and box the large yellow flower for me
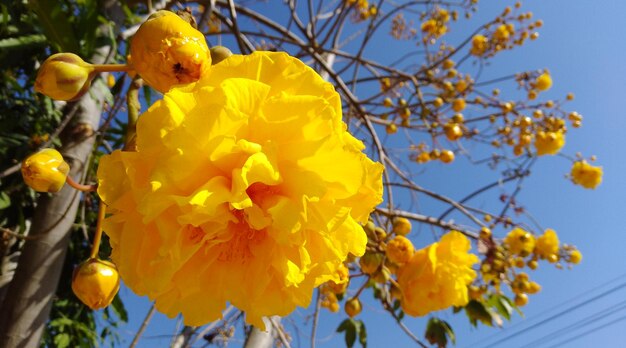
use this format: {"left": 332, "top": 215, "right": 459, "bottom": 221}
{"left": 97, "top": 51, "right": 383, "bottom": 327}
{"left": 396, "top": 231, "right": 478, "bottom": 317}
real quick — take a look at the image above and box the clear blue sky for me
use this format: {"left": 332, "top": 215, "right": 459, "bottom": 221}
{"left": 110, "top": 1, "right": 626, "bottom": 347}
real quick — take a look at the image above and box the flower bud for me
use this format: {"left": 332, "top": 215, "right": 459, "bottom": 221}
{"left": 21, "top": 149, "right": 70, "bottom": 193}
{"left": 35, "top": 53, "right": 95, "bottom": 101}
{"left": 72, "top": 258, "right": 120, "bottom": 310}
{"left": 344, "top": 298, "right": 362, "bottom": 318}
{"left": 130, "top": 10, "right": 211, "bottom": 93}
{"left": 210, "top": 46, "right": 233, "bottom": 65}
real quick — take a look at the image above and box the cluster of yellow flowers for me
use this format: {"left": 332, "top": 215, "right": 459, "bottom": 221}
{"left": 345, "top": 0, "right": 377, "bottom": 21}
{"left": 470, "top": 5, "right": 540, "bottom": 58}
{"left": 420, "top": 8, "right": 450, "bottom": 40}
{"left": 475, "top": 226, "right": 582, "bottom": 307}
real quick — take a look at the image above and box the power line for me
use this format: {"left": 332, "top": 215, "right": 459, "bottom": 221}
{"left": 478, "top": 280, "right": 626, "bottom": 348}
{"left": 464, "top": 272, "right": 626, "bottom": 348}
{"left": 516, "top": 299, "right": 626, "bottom": 348}
{"left": 543, "top": 312, "right": 626, "bottom": 348}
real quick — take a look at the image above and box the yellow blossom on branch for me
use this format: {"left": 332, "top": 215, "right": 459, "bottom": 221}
{"left": 504, "top": 227, "right": 535, "bottom": 256}
{"left": 534, "top": 130, "right": 565, "bottom": 155}
{"left": 571, "top": 160, "right": 603, "bottom": 189}
{"left": 534, "top": 229, "right": 560, "bottom": 259}
{"left": 130, "top": 10, "right": 211, "bottom": 93}
{"left": 471, "top": 34, "right": 489, "bottom": 56}
{"left": 396, "top": 231, "right": 478, "bottom": 317}
{"left": 97, "top": 51, "right": 383, "bottom": 328}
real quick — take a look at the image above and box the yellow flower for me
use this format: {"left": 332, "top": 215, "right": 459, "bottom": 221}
{"left": 534, "top": 229, "right": 560, "bottom": 259}
{"left": 97, "top": 51, "right": 383, "bottom": 328}
{"left": 569, "top": 249, "right": 582, "bottom": 264}
{"left": 21, "top": 148, "right": 70, "bottom": 193}
{"left": 571, "top": 161, "right": 603, "bottom": 189}
{"left": 345, "top": 298, "right": 362, "bottom": 318}
{"left": 471, "top": 34, "right": 489, "bottom": 56}
{"left": 72, "top": 258, "right": 120, "bottom": 310}
{"left": 535, "top": 72, "right": 552, "bottom": 91}
{"left": 386, "top": 235, "right": 414, "bottom": 264}
{"left": 493, "top": 24, "right": 512, "bottom": 41}
{"left": 504, "top": 228, "right": 535, "bottom": 256}
{"left": 130, "top": 10, "right": 211, "bottom": 93}
{"left": 397, "top": 231, "right": 478, "bottom": 317}
{"left": 452, "top": 98, "right": 466, "bottom": 112}
{"left": 534, "top": 130, "right": 565, "bottom": 155}
{"left": 35, "top": 53, "right": 95, "bottom": 101}
{"left": 327, "top": 263, "right": 350, "bottom": 294}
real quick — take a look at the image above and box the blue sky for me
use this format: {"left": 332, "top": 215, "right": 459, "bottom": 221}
{"left": 110, "top": 1, "right": 626, "bottom": 347}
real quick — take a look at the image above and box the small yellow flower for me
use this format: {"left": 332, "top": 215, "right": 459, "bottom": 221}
{"left": 72, "top": 258, "right": 120, "bottom": 310}
{"left": 397, "top": 231, "right": 478, "bottom": 317}
{"left": 504, "top": 228, "right": 535, "bottom": 256}
{"left": 21, "top": 149, "right": 70, "bottom": 193}
{"left": 35, "top": 53, "right": 95, "bottom": 101}
{"left": 444, "top": 123, "right": 463, "bottom": 141}
{"left": 493, "top": 24, "right": 512, "bottom": 41}
{"left": 439, "top": 150, "right": 455, "bottom": 164}
{"left": 571, "top": 161, "right": 603, "bottom": 189}
{"left": 569, "top": 249, "right": 583, "bottom": 264}
{"left": 471, "top": 34, "right": 489, "bottom": 56}
{"left": 534, "top": 229, "right": 559, "bottom": 259}
{"left": 534, "top": 130, "right": 565, "bottom": 156}
{"left": 386, "top": 235, "right": 414, "bottom": 264}
{"left": 452, "top": 98, "right": 466, "bottom": 112}
{"left": 535, "top": 72, "right": 552, "bottom": 91}
{"left": 327, "top": 263, "right": 350, "bottom": 294}
{"left": 130, "top": 10, "right": 211, "bottom": 93}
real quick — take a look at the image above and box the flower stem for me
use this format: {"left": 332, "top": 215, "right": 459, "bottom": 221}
{"left": 90, "top": 200, "right": 106, "bottom": 259}
{"left": 93, "top": 64, "right": 132, "bottom": 73}
{"left": 66, "top": 175, "right": 97, "bottom": 192}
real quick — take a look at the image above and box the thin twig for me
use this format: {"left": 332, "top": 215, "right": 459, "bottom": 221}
{"left": 129, "top": 302, "right": 157, "bottom": 348}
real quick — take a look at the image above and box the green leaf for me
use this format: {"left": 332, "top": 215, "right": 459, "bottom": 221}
{"left": 425, "top": 318, "right": 455, "bottom": 348}
{"left": 0, "top": 34, "right": 46, "bottom": 51}
{"left": 27, "top": 1, "right": 79, "bottom": 53}
{"left": 110, "top": 294, "right": 128, "bottom": 322}
{"left": 465, "top": 300, "right": 494, "bottom": 327}
{"left": 357, "top": 320, "right": 367, "bottom": 348}
{"left": 0, "top": 191, "right": 10, "bottom": 210}
{"left": 337, "top": 319, "right": 357, "bottom": 348}
{"left": 488, "top": 294, "right": 514, "bottom": 321}
{"left": 53, "top": 333, "right": 70, "bottom": 348}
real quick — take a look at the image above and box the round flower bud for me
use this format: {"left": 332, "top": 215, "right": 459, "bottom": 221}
{"left": 21, "top": 149, "right": 70, "bottom": 193}
{"left": 392, "top": 217, "right": 412, "bottom": 236}
{"left": 35, "top": 53, "right": 95, "bottom": 101}
{"left": 130, "top": 10, "right": 211, "bottom": 93}
{"left": 535, "top": 72, "right": 552, "bottom": 91}
{"left": 359, "top": 251, "right": 383, "bottom": 274}
{"left": 569, "top": 249, "right": 582, "bottom": 264}
{"left": 344, "top": 298, "right": 362, "bottom": 318}
{"left": 72, "top": 258, "right": 120, "bottom": 310}
{"left": 210, "top": 46, "right": 233, "bottom": 65}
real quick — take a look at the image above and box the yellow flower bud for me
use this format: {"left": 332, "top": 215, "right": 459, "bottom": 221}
{"left": 21, "top": 149, "right": 69, "bottom": 193}
{"left": 344, "top": 298, "right": 362, "bottom": 318}
{"left": 130, "top": 10, "right": 211, "bottom": 93}
{"left": 535, "top": 72, "right": 552, "bottom": 91}
{"left": 34, "top": 53, "right": 95, "bottom": 101}
{"left": 72, "top": 258, "right": 120, "bottom": 310}
{"left": 210, "top": 46, "right": 233, "bottom": 65}
{"left": 392, "top": 217, "right": 412, "bottom": 236}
